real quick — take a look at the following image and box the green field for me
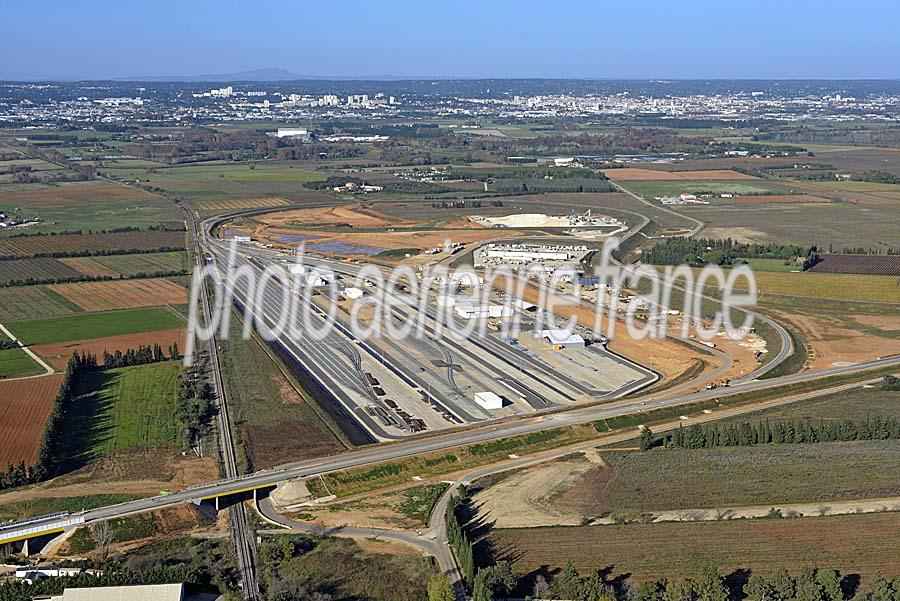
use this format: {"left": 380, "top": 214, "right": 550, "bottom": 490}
{"left": 0, "top": 285, "right": 81, "bottom": 322}
{"left": 0, "top": 347, "right": 42, "bottom": 378}
{"left": 109, "top": 161, "right": 325, "bottom": 204}
{"left": 8, "top": 306, "right": 184, "bottom": 345}
{"left": 0, "top": 180, "right": 183, "bottom": 236}
{"left": 61, "top": 362, "right": 181, "bottom": 466}
{"left": 619, "top": 180, "right": 774, "bottom": 198}
{"left": 739, "top": 270, "right": 900, "bottom": 303}
{"left": 730, "top": 257, "right": 801, "bottom": 272}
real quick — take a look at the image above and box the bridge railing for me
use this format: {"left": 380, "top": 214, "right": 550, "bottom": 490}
{"left": 0, "top": 516, "right": 85, "bottom": 543}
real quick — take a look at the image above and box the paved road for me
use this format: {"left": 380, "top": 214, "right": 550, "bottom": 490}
{"left": 256, "top": 496, "right": 464, "bottom": 597}
{"left": 4, "top": 353, "right": 896, "bottom": 548}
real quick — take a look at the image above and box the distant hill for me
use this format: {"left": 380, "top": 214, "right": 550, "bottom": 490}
{"left": 115, "top": 67, "right": 427, "bottom": 82}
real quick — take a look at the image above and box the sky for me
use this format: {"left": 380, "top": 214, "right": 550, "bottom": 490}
{"left": 2, "top": 0, "right": 899, "bottom": 80}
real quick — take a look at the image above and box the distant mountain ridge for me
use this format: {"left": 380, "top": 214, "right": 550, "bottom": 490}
{"left": 114, "top": 67, "right": 442, "bottom": 82}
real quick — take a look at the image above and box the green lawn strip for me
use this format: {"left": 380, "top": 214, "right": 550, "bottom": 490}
{"left": 0, "top": 347, "right": 43, "bottom": 378}
{"left": 8, "top": 306, "right": 184, "bottom": 345}
{"left": 64, "top": 362, "right": 181, "bottom": 459}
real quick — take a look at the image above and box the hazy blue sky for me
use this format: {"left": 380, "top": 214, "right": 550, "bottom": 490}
{"left": 2, "top": 0, "right": 899, "bottom": 80}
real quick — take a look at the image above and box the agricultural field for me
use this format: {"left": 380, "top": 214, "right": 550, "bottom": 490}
{"left": 7, "top": 306, "right": 184, "bottom": 346}
{"left": 615, "top": 180, "right": 777, "bottom": 198}
{"left": 684, "top": 194, "right": 900, "bottom": 248}
{"left": 48, "top": 277, "right": 187, "bottom": 311}
{"left": 193, "top": 196, "right": 292, "bottom": 212}
{"left": 486, "top": 512, "right": 900, "bottom": 583}
{"left": 0, "top": 257, "right": 82, "bottom": 285}
{"left": 0, "top": 230, "right": 186, "bottom": 258}
{"left": 810, "top": 254, "right": 900, "bottom": 275}
{"left": 604, "top": 168, "right": 760, "bottom": 181}
{"left": 0, "top": 375, "right": 63, "bottom": 466}
{"left": 0, "top": 285, "right": 81, "bottom": 322}
{"left": 63, "top": 250, "right": 188, "bottom": 276}
{"left": 734, "top": 270, "right": 900, "bottom": 303}
{"left": 32, "top": 327, "right": 185, "bottom": 370}
{"left": 112, "top": 161, "right": 329, "bottom": 205}
{"left": 0, "top": 180, "right": 182, "bottom": 234}
{"left": 66, "top": 362, "right": 181, "bottom": 457}
{"left": 553, "top": 442, "right": 900, "bottom": 514}
{"left": 0, "top": 347, "right": 43, "bottom": 378}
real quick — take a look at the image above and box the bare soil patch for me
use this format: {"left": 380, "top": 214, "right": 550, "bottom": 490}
{"left": 32, "top": 328, "right": 185, "bottom": 369}
{"left": 0, "top": 375, "right": 63, "bottom": 466}
{"left": 773, "top": 310, "right": 899, "bottom": 371}
{"left": 258, "top": 204, "right": 423, "bottom": 229}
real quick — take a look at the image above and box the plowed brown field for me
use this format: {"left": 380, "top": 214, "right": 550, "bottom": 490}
{"left": 32, "top": 328, "right": 186, "bottom": 369}
{"left": 0, "top": 375, "right": 63, "bottom": 466}
{"left": 49, "top": 278, "right": 187, "bottom": 312}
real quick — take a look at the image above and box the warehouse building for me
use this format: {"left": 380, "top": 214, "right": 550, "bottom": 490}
{"left": 541, "top": 329, "right": 585, "bottom": 350}
{"left": 474, "top": 391, "right": 504, "bottom": 410}
{"left": 36, "top": 583, "right": 184, "bottom": 601}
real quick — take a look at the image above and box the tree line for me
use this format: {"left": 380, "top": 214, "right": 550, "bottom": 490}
{"left": 642, "top": 414, "right": 900, "bottom": 452}
{"left": 446, "top": 487, "right": 476, "bottom": 584}
{"left": 30, "top": 352, "right": 98, "bottom": 484}
{"left": 0, "top": 268, "right": 187, "bottom": 289}
{"left": 176, "top": 355, "right": 216, "bottom": 448}
{"left": 102, "top": 342, "right": 179, "bottom": 369}
{"left": 641, "top": 237, "right": 820, "bottom": 269}
{"left": 511, "top": 561, "right": 900, "bottom": 601}
{"left": 0, "top": 245, "right": 185, "bottom": 262}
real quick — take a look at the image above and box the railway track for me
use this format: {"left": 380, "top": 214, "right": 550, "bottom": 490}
{"left": 189, "top": 211, "right": 260, "bottom": 601}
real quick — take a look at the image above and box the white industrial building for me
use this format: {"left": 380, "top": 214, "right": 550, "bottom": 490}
{"left": 474, "top": 391, "right": 504, "bottom": 410}
{"left": 485, "top": 248, "right": 570, "bottom": 262}
{"left": 541, "top": 329, "right": 585, "bottom": 349}
{"left": 289, "top": 264, "right": 334, "bottom": 288}
{"left": 454, "top": 303, "right": 511, "bottom": 319}
{"left": 37, "top": 583, "right": 184, "bottom": 601}
{"left": 342, "top": 286, "right": 364, "bottom": 300}
{"left": 276, "top": 127, "right": 309, "bottom": 139}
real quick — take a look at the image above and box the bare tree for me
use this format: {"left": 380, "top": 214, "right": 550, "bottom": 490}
{"left": 90, "top": 522, "right": 114, "bottom": 561}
